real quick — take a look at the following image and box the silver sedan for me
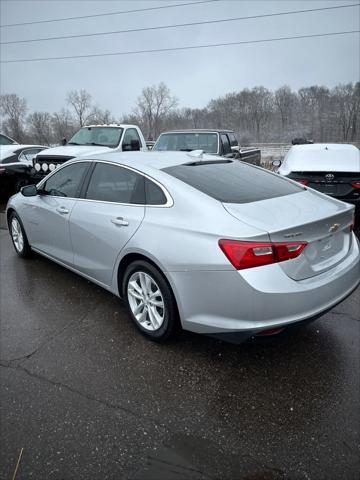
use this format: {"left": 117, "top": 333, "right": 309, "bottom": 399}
{"left": 6, "top": 151, "right": 360, "bottom": 343}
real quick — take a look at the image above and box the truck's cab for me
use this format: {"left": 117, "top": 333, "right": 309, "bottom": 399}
{"left": 152, "top": 129, "right": 261, "bottom": 166}
{"left": 32, "top": 124, "right": 147, "bottom": 177}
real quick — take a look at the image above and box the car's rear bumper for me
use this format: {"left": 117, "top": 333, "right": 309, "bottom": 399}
{"left": 168, "top": 233, "right": 360, "bottom": 335}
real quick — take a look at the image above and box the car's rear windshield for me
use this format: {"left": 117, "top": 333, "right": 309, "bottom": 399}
{"left": 154, "top": 132, "right": 218, "bottom": 153}
{"left": 163, "top": 161, "right": 303, "bottom": 203}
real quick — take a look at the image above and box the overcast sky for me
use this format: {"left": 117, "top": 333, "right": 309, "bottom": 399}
{"left": 0, "top": 0, "right": 359, "bottom": 117}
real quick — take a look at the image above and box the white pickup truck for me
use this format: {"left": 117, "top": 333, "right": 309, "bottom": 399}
{"left": 32, "top": 124, "right": 147, "bottom": 178}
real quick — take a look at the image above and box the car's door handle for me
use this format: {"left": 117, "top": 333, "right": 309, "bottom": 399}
{"left": 56, "top": 206, "right": 69, "bottom": 214}
{"left": 111, "top": 217, "right": 129, "bottom": 227}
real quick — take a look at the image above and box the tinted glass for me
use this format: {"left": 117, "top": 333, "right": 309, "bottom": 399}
{"left": 154, "top": 133, "right": 218, "bottom": 153}
{"left": 1, "top": 155, "right": 17, "bottom": 164}
{"left": 122, "top": 128, "right": 141, "bottom": 151}
{"left": 221, "top": 134, "right": 231, "bottom": 155}
{"left": 228, "top": 133, "right": 238, "bottom": 147}
{"left": 0, "top": 134, "right": 16, "bottom": 145}
{"left": 68, "top": 127, "right": 123, "bottom": 148}
{"left": 43, "top": 162, "right": 88, "bottom": 197}
{"left": 145, "top": 179, "right": 167, "bottom": 205}
{"left": 163, "top": 161, "right": 302, "bottom": 204}
{"left": 86, "top": 163, "right": 145, "bottom": 204}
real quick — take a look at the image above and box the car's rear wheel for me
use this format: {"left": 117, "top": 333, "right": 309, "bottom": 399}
{"left": 123, "top": 260, "right": 178, "bottom": 341}
{"left": 9, "top": 212, "right": 32, "bottom": 258}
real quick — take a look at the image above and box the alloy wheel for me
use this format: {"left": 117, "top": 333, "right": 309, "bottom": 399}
{"left": 11, "top": 218, "right": 24, "bottom": 253}
{"left": 127, "top": 271, "right": 165, "bottom": 331}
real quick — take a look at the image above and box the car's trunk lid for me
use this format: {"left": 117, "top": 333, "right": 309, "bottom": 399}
{"left": 289, "top": 171, "right": 360, "bottom": 201}
{"left": 223, "top": 190, "right": 355, "bottom": 280}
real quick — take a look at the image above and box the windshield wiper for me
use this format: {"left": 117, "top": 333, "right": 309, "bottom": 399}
{"left": 67, "top": 142, "right": 82, "bottom": 145}
{"left": 84, "top": 142, "right": 108, "bottom": 147}
{"left": 179, "top": 148, "right": 193, "bottom": 152}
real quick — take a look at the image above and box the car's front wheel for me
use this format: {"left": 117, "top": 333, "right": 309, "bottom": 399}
{"left": 9, "top": 212, "right": 32, "bottom": 258}
{"left": 123, "top": 260, "right": 178, "bottom": 341}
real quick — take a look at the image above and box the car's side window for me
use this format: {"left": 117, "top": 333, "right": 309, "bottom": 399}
{"left": 145, "top": 178, "right": 167, "bottom": 205}
{"left": 220, "top": 134, "right": 232, "bottom": 155}
{"left": 228, "top": 133, "right": 238, "bottom": 147}
{"left": 122, "top": 128, "right": 141, "bottom": 151}
{"left": 85, "top": 163, "right": 145, "bottom": 204}
{"left": 42, "top": 162, "right": 89, "bottom": 197}
{"left": 1, "top": 155, "right": 17, "bottom": 164}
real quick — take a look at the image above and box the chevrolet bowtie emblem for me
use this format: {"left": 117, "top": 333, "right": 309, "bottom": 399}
{"left": 329, "top": 223, "right": 340, "bottom": 233}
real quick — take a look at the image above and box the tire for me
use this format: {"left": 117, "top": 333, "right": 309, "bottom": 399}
{"left": 123, "top": 260, "right": 179, "bottom": 342}
{"left": 9, "top": 212, "right": 32, "bottom": 258}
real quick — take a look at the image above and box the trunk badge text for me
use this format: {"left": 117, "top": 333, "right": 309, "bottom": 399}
{"left": 284, "top": 232, "right": 302, "bottom": 238}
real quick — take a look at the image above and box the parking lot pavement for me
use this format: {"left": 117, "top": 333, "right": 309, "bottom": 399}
{"left": 0, "top": 209, "right": 359, "bottom": 480}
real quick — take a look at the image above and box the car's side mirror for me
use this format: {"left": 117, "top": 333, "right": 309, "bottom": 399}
{"left": 61, "top": 138, "right": 67, "bottom": 146}
{"left": 21, "top": 184, "right": 38, "bottom": 197}
{"left": 272, "top": 159, "right": 282, "bottom": 168}
{"left": 130, "top": 139, "right": 140, "bottom": 151}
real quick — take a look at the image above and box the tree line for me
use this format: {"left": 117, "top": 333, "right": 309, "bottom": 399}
{"left": 1, "top": 82, "right": 359, "bottom": 146}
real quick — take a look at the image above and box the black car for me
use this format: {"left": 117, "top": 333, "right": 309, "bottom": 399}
{"left": 0, "top": 144, "right": 47, "bottom": 198}
{"left": 276, "top": 143, "right": 360, "bottom": 216}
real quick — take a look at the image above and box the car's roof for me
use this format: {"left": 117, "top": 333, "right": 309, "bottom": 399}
{"left": 158, "top": 129, "right": 235, "bottom": 134}
{"left": 289, "top": 143, "right": 358, "bottom": 153}
{"left": 83, "top": 124, "right": 138, "bottom": 128}
{"left": 281, "top": 143, "right": 360, "bottom": 173}
{"left": 79, "top": 150, "right": 221, "bottom": 171}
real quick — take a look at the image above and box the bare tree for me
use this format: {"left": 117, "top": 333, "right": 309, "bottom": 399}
{"left": 0, "top": 93, "right": 27, "bottom": 142}
{"left": 333, "top": 83, "right": 360, "bottom": 141}
{"left": 274, "top": 86, "right": 297, "bottom": 132}
{"left": 246, "top": 87, "right": 273, "bottom": 142}
{"left": 66, "top": 89, "right": 93, "bottom": 127}
{"left": 90, "top": 106, "right": 115, "bottom": 125}
{"left": 51, "top": 109, "right": 77, "bottom": 142}
{"left": 134, "top": 83, "right": 178, "bottom": 139}
{"left": 27, "top": 112, "right": 53, "bottom": 145}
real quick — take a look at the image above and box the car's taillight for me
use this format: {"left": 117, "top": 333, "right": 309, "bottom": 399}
{"left": 294, "top": 179, "right": 308, "bottom": 186}
{"left": 219, "top": 239, "right": 307, "bottom": 270}
{"left": 351, "top": 181, "right": 360, "bottom": 189}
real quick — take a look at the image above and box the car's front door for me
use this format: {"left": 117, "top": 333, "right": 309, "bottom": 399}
{"left": 22, "top": 161, "right": 89, "bottom": 265}
{"left": 70, "top": 162, "right": 145, "bottom": 286}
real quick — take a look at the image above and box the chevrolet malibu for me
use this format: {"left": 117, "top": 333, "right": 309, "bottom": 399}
{"left": 6, "top": 151, "right": 360, "bottom": 343}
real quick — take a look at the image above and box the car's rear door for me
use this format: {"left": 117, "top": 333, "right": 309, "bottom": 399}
{"left": 21, "top": 161, "right": 90, "bottom": 265}
{"left": 69, "top": 162, "right": 145, "bottom": 286}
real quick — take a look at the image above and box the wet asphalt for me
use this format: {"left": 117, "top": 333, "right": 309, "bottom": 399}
{"left": 0, "top": 206, "right": 359, "bottom": 480}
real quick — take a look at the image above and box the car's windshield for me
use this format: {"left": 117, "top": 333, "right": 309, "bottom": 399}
{"left": 68, "top": 127, "right": 123, "bottom": 148}
{"left": 154, "top": 132, "right": 219, "bottom": 154}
